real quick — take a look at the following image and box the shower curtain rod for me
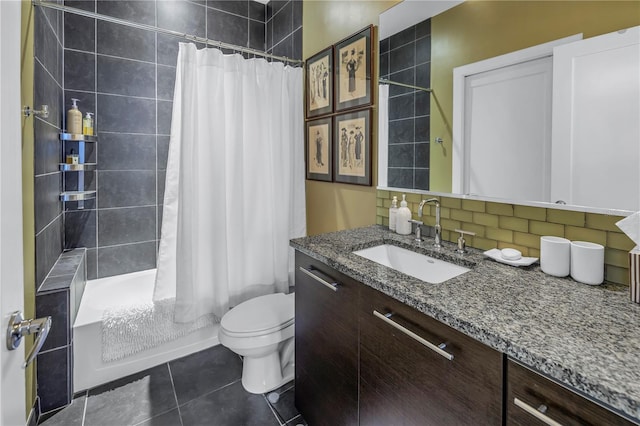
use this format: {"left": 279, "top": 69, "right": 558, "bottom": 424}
{"left": 32, "top": 0, "right": 304, "bottom": 65}
{"left": 379, "top": 78, "right": 432, "bottom": 93}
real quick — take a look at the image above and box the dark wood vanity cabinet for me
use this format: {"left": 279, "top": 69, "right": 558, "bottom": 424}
{"left": 359, "top": 285, "right": 503, "bottom": 425}
{"left": 294, "top": 252, "right": 635, "bottom": 426}
{"left": 294, "top": 252, "right": 359, "bottom": 426}
{"left": 506, "top": 359, "right": 634, "bottom": 426}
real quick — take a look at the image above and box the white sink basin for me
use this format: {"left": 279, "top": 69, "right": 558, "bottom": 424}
{"left": 353, "top": 244, "right": 470, "bottom": 284}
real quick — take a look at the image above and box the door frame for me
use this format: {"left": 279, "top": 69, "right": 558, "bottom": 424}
{"left": 451, "top": 34, "right": 582, "bottom": 194}
{"left": 1, "top": 0, "right": 27, "bottom": 425}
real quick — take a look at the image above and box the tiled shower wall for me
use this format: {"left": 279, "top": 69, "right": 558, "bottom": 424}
{"left": 34, "top": 4, "right": 65, "bottom": 287}
{"left": 266, "top": 0, "right": 302, "bottom": 60}
{"left": 379, "top": 19, "right": 431, "bottom": 190}
{"left": 376, "top": 190, "right": 635, "bottom": 285}
{"left": 58, "top": 0, "right": 302, "bottom": 280}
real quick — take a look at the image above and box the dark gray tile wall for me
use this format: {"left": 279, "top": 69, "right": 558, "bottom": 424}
{"left": 266, "top": 0, "right": 302, "bottom": 62}
{"left": 36, "top": 249, "right": 86, "bottom": 414}
{"left": 59, "top": 0, "right": 300, "bottom": 280}
{"left": 380, "top": 19, "right": 431, "bottom": 190}
{"left": 34, "top": 4, "right": 64, "bottom": 288}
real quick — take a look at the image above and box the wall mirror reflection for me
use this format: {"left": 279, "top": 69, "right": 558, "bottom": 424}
{"left": 378, "top": 0, "right": 640, "bottom": 215}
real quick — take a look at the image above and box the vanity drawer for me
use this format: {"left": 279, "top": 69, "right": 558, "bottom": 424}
{"left": 507, "top": 359, "right": 635, "bottom": 425}
{"left": 359, "top": 285, "right": 503, "bottom": 425}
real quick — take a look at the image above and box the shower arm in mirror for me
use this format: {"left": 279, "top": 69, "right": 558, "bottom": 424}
{"left": 378, "top": 78, "right": 432, "bottom": 93}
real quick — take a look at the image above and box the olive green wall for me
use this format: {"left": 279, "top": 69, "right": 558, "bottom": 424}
{"left": 429, "top": 1, "right": 640, "bottom": 191}
{"left": 304, "top": 0, "right": 638, "bottom": 285}
{"left": 303, "top": 0, "right": 399, "bottom": 235}
{"left": 21, "top": 0, "right": 37, "bottom": 415}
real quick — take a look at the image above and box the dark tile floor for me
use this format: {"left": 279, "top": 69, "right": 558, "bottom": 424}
{"left": 39, "top": 345, "right": 307, "bottom": 426}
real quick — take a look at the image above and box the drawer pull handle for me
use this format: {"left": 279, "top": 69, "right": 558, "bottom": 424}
{"left": 373, "top": 310, "right": 454, "bottom": 361}
{"left": 299, "top": 267, "right": 338, "bottom": 292}
{"left": 514, "top": 398, "right": 563, "bottom": 426}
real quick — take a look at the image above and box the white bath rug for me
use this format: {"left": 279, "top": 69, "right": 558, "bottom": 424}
{"left": 101, "top": 297, "right": 219, "bottom": 363}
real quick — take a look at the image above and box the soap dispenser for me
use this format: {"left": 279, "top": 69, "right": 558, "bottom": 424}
{"left": 67, "top": 98, "right": 82, "bottom": 135}
{"left": 82, "top": 112, "right": 94, "bottom": 136}
{"left": 389, "top": 196, "right": 398, "bottom": 231}
{"left": 396, "top": 194, "right": 412, "bottom": 235}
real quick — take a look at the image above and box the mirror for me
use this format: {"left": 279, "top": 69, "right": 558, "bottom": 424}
{"left": 378, "top": 0, "right": 640, "bottom": 215}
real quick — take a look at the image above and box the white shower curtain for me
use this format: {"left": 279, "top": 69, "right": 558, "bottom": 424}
{"left": 154, "top": 43, "right": 306, "bottom": 323}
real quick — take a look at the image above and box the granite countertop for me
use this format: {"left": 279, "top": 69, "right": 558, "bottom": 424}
{"left": 290, "top": 225, "right": 640, "bottom": 422}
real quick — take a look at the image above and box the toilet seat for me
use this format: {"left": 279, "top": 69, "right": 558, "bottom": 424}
{"left": 220, "top": 293, "right": 294, "bottom": 338}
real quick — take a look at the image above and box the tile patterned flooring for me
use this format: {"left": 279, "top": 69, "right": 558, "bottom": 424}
{"left": 39, "top": 345, "right": 306, "bottom": 426}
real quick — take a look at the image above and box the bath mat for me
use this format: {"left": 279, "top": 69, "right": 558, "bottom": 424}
{"left": 101, "top": 298, "right": 219, "bottom": 363}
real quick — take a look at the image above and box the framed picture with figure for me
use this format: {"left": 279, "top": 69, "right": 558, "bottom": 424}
{"left": 333, "top": 109, "right": 371, "bottom": 186}
{"left": 334, "top": 25, "right": 373, "bottom": 112}
{"left": 306, "top": 117, "right": 333, "bottom": 181}
{"left": 305, "top": 47, "right": 333, "bottom": 119}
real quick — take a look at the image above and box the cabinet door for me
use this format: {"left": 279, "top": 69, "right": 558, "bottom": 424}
{"left": 359, "top": 285, "right": 503, "bottom": 426}
{"left": 507, "top": 359, "right": 635, "bottom": 425}
{"left": 294, "top": 252, "right": 359, "bottom": 426}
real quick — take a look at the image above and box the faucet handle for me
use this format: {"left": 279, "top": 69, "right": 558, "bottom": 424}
{"left": 409, "top": 219, "right": 424, "bottom": 242}
{"left": 454, "top": 229, "right": 476, "bottom": 254}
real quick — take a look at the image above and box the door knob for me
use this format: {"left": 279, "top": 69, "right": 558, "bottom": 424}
{"left": 6, "top": 311, "right": 52, "bottom": 368}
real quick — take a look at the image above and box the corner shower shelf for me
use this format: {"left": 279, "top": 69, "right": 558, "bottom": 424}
{"left": 59, "top": 133, "right": 97, "bottom": 143}
{"left": 59, "top": 163, "right": 97, "bottom": 172}
{"left": 59, "top": 132, "right": 98, "bottom": 204}
{"left": 60, "top": 191, "right": 97, "bottom": 202}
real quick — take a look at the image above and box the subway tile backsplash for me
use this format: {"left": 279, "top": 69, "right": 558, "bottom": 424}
{"left": 376, "top": 190, "right": 634, "bottom": 285}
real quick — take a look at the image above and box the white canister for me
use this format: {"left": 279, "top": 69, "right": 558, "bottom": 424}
{"left": 540, "top": 236, "right": 571, "bottom": 277}
{"left": 570, "top": 241, "right": 604, "bottom": 285}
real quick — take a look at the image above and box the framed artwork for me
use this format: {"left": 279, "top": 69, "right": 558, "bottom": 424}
{"left": 334, "top": 25, "right": 373, "bottom": 112}
{"left": 306, "top": 117, "right": 333, "bottom": 182}
{"left": 305, "top": 47, "right": 333, "bottom": 118}
{"left": 334, "top": 109, "right": 371, "bottom": 186}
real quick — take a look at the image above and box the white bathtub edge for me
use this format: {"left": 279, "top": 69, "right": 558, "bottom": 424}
{"left": 74, "top": 323, "right": 220, "bottom": 392}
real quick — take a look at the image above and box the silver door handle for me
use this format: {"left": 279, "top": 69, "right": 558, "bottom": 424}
{"left": 514, "top": 397, "right": 564, "bottom": 426}
{"left": 6, "top": 311, "right": 52, "bottom": 368}
{"left": 299, "top": 266, "right": 339, "bottom": 292}
{"left": 373, "top": 310, "right": 454, "bottom": 361}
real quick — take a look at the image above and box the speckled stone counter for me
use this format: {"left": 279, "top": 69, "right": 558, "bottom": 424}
{"left": 290, "top": 225, "right": 640, "bottom": 422}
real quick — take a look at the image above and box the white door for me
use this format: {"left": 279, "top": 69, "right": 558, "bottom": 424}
{"left": 551, "top": 26, "right": 640, "bottom": 211}
{"left": 1, "top": 1, "right": 27, "bottom": 425}
{"left": 463, "top": 57, "right": 553, "bottom": 201}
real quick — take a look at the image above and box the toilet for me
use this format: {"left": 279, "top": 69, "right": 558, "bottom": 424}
{"left": 218, "top": 292, "right": 295, "bottom": 394}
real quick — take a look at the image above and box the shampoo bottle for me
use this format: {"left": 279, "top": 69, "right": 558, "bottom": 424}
{"left": 67, "top": 98, "right": 82, "bottom": 135}
{"left": 396, "top": 194, "right": 412, "bottom": 235}
{"left": 389, "top": 196, "right": 398, "bottom": 231}
{"left": 82, "top": 112, "right": 94, "bottom": 136}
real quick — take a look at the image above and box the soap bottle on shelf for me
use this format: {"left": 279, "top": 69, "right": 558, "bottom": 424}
{"left": 396, "top": 194, "right": 412, "bottom": 235}
{"left": 82, "top": 112, "right": 94, "bottom": 136}
{"left": 67, "top": 98, "right": 82, "bottom": 135}
{"left": 389, "top": 196, "right": 398, "bottom": 231}
{"left": 66, "top": 149, "right": 79, "bottom": 165}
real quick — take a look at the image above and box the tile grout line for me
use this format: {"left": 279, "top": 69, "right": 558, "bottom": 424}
{"left": 262, "top": 393, "right": 285, "bottom": 426}
{"left": 80, "top": 390, "right": 88, "bottom": 426}
{"left": 176, "top": 379, "right": 242, "bottom": 409}
{"left": 166, "top": 363, "right": 185, "bottom": 426}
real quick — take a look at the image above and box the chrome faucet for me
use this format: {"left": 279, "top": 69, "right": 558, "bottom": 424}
{"left": 418, "top": 198, "right": 442, "bottom": 248}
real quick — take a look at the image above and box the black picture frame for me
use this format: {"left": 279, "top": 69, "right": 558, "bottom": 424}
{"left": 305, "top": 47, "right": 333, "bottom": 119}
{"left": 333, "top": 109, "right": 371, "bottom": 186}
{"left": 306, "top": 117, "right": 333, "bottom": 182}
{"left": 334, "top": 25, "right": 374, "bottom": 112}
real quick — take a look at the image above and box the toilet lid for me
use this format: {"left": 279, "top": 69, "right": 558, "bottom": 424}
{"left": 221, "top": 293, "right": 294, "bottom": 336}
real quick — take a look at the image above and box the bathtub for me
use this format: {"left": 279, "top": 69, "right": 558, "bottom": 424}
{"left": 73, "top": 269, "right": 220, "bottom": 392}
